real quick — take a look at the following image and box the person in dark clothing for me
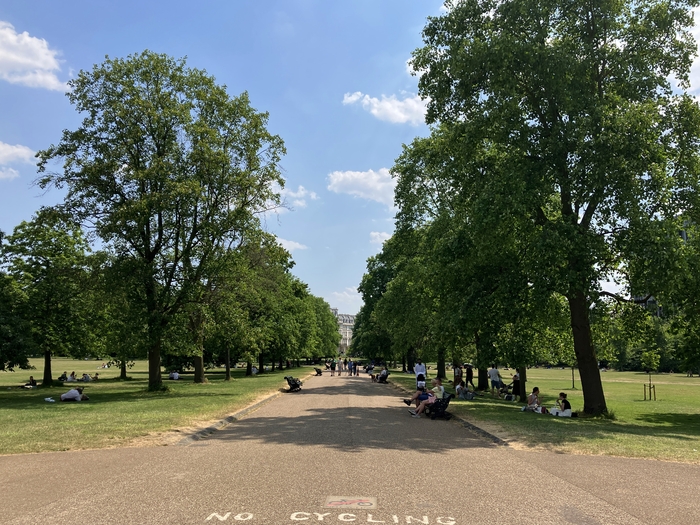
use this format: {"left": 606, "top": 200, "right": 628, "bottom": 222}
{"left": 465, "top": 365, "right": 475, "bottom": 389}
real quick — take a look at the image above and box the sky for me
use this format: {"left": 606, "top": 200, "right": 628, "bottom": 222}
{"left": 3, "top": 3, "right": 700, "bottom": 315}
{"left": 0, "top": 0, "right": 447, "bottom": 315}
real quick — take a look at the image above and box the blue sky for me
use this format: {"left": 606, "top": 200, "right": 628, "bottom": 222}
{"left": 0, "top": 0, "right": 445, "bottom": 314}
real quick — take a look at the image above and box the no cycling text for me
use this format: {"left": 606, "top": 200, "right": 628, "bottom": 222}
{"left": 205, "top": 513, "right": 457, "bottom": 523}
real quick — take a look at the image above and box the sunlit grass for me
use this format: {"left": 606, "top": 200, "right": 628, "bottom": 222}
{"left": 0, "top": 357, "right": 308, "bottom": 455}
{"left": 390, "top": 367, "right": 700, "bottom": 463}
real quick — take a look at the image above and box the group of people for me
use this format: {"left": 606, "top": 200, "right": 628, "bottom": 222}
{"left": 402, "top": 376, "right": 446, "bottom": 418}
{"left": 326, "top": 358, "right": 361, "bottom": 377}
{"left": 396, "top": 360, "right": 574, "bottom": 418}
{"left": 58, "top": 371, "right": 99, "bottom": 382}
{"left": 522, "top": 387, "right": 572, "bottom": 417}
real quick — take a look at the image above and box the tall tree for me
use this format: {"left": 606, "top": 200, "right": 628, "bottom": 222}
{"left": 403, "top": 0, "right": 700, "bottom": 414}
{"left": 37, "top": 51, "right": 285, "bottom": 390}
{"left": 2, "top": 209, "right": 89, "bottom": 384}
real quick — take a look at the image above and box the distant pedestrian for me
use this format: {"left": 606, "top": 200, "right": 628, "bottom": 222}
{"left": 465, "top": 365, "right": 475, "bottom": 389}
{"left": 348, "top": 359, "right": 354, "bottom": 376}
{"left": 453, "top": 365, "right": 462, "bottom": 386}
{"left": 414, "top": 359, "right": 426, "bottom": 380}
{"left": 488, "top": 365, "right": 502, "bottom": 396}
{"left": 330, "top": 359, "right": 336, "bottom": 377}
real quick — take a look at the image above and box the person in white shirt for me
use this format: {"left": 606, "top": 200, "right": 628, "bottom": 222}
{"left": 413, "top": 359, "right": 428, "bottom": 377}
{"left": 60, "top": 387, "right": 88, "bottom": 402}
{"left": 487, "top": 365, "right": 502, "bottom": 397}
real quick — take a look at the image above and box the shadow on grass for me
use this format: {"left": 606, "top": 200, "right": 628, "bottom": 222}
{"left": 450, "top": 397, "right": 700, "bottom": 448}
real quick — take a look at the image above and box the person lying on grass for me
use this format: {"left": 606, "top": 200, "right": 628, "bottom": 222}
{"left": 60, "top": 387, "right": 89, "bottom": 402}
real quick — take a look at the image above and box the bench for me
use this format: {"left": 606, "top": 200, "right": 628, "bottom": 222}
{"left": 284, "top": 376, "right": 302, "bottom": 392}
{"left": 425, "top": 393, "right": 454, "bottom": 420}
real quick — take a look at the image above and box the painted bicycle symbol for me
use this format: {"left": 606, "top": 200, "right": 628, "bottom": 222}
{"left": 327, "top": 499, "right": 374, "bottom": 507}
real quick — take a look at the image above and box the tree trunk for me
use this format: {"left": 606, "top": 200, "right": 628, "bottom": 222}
{"left": 518, "top": 366, "right": 527, "bottom": 402}
{"left": 148, "top": 338, "right": 162, "bottom": 391}
{"left": 42, "top": 349, "right": 52, "bottom": 386}
{"left": 258, "top": 352, "right": 264, "bottom": 374}
{"left": 407, "top": 349, "right": 415, "bottom": 374}
{"left": 120, "top": 359, "right": 127, "bottom": 380}
{"left": 475, "top": 332, "right": 489, "bottom": 391}
{"left": 224, "top": 346, "right": 231, "bottom": 381}
{"left": 402, "top": 354, "right": 407, "bottom": 373}
{"left": 146, "top": 276, "right": 163, "bottom": 391}
{"left": 437, "top": 347, "right": 446, "bottom": 380}
{"left": 193, "top": 354, "right": 206, "bottom": 383}
{"left": 246, "top": 360, "right": 252, "bottom": 376}
{"left": 189, "top": 312, "right": 206, "bottom": 384}
{"left": 567, "top": 290, "right": 607, "bottom": 414}
{"left": 477, "top": 367, "right": 488, "bottom": 391}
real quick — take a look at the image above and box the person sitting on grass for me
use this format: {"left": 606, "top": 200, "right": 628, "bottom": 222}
{"left": 408, "top": 378, "right": 445, "bottom": 418}
{"left": 549, "top": 392, "right": 572, "bottom": 417}
{"left": 60, "top": 387, "right": 89, "bottom": 402}
{"left": 67, "top": 371, "right": 77, "bottom": 382}
{"left": 522, "top": 386, "right": 547, "bottom": 413}
{"left": 81, "top": 373, "right": 92, "bottom": 382}
{"left": 23, "top": 376, "right": 37, "bottom": 388}
{"left": 58, "top": 371, "right": 68, "bottom": 381}
{"left": 168, "top": 370, "right": 180, "bottom": 380}
{"left": 455, "top": 380, "right": 473, "bottom": 400}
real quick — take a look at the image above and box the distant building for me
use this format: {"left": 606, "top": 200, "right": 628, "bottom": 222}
{"left": 331, "top": 307, "right": 355, "bottom": 354}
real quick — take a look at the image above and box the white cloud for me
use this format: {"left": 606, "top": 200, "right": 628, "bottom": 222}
{"left": 0, "top": 167, "right": 19, "bottom": 180}
{"left": 0, "top": 141, "right": 34, "bottom": 182}
{"left": 281, "top": 184, "right": 318, "bottom": 209}
{"left": 278, "top": 238, "right": 308, "bottom": 252}
{"left": 369, "top": 231, "right": 391, "bottom": 245}
{"left": 0, "top": 141, "right": 35, "bottom": 164}
{"left": 0, "top": 21, "right": 67, "bottom": 91}
{"left": 331, "top": 287, "right": 363, "bottom": 314}
{"left": 342, "top": 91, "right": 428, "bottom": 125}
{"left": 327, "top": 168, "right": 396, "bottom": 207}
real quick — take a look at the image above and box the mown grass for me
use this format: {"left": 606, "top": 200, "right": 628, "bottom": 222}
{"left": 0, "top": 357, "right": 308, "bottom": 455}
{"left": 390, "top": 367, "right": 700, "bottom": 463}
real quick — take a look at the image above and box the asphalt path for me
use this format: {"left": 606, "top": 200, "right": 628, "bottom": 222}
{"left": 1, "top": 373, "right": 699, "bottom": 525}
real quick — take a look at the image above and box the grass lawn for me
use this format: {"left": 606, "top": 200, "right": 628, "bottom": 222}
{"left": 0, "top": 357, "right": 310, "bottom": 455}
{"left": 390, "top": 367, "right": 700, "bottom": 464}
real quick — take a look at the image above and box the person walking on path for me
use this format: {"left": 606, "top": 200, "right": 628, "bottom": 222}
{"left": 330, "top": 359, "right": 336, "bottom": 377}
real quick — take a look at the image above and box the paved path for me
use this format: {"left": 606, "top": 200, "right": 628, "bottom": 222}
{"left": 1, "top": 374, "right": 699, "bottom": 525}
